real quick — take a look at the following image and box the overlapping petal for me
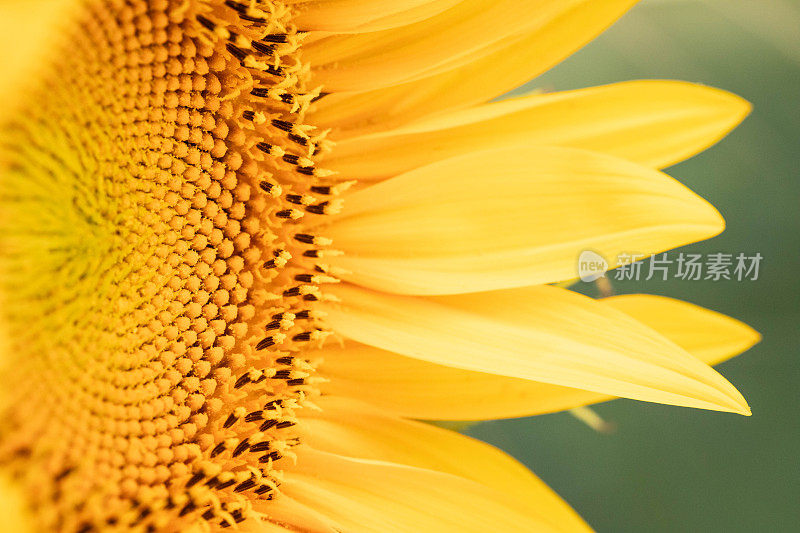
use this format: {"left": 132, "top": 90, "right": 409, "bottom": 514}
{"left": 309, "top": 0, "right": 640, "bottom": 135}
{"left": 297, "top": 396, "right": 590, "bottom": 531}
{"left": 319, "top": 145, "right": 724, "bottom": 294}
{"left": 320, "top": 283, "right": 750, "bottom": 414}
{"left": 304, "top": 0, "right": 578, "bottom": 92}
{"left": 317, "top": 295, "right": 759, "bottom": 419}
{"left": 292, "top": 0, "right": 461, "bottom": 32}
{"left": 282, "top": 447, "right": 563, "bottom": 532}
{"left": 323, "top": 81, "right": 751, "bottom": 180}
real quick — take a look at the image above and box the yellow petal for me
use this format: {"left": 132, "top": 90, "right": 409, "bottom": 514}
{"left": 321, "top": 283, "right": 750, "bottom": 414}
{"left": 0, "top": 473, "right": 33, "bottom": 533}
{"left": 282, "top": 447, "right": 561, "bottom": 532}
{"left": 317, "top": 341, "right": 603, "bottom": 419}
{"left": 309, "top": 0, "right": 640, "bottom": 135}
{"left": 324, "top": 80, "right": 751, "bottom": 180}
{"left": 321, "top": 145, "right": 724, "bottom": 295}
{"left": 298, "top": 396, "right": 590, "bottom": 532}
{"left": 603, "top": 294, "right": 761, "bottom": 365}
{"left": 317, "top": 294, "right": 759, "bottom": 419}
{"left": 304, "top": 0, "right": 573, "bottom": 92}
{"left": 293, "top": 0, "right": 461, "bottom": 33}
{"left": 0, "top": 0, "right": 78, "bottom": 121}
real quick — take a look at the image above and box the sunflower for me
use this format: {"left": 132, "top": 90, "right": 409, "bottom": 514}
{"left": 0, "top": 0, "right": 759, "bottom": 531}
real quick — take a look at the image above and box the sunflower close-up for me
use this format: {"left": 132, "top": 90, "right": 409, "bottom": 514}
{"left": 0, "top": 0, "right": 784, "bottom": 531}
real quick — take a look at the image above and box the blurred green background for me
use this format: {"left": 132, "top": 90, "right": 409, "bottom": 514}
{"left": 466, "top": 1, "right": 800, "bottom": 531}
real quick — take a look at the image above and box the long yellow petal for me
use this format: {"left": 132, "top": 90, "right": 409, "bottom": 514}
{"left": 321, "top": 146, "right": 724, "bottom": 295}
{"left": 309, "top": 0, "right": 640, "bottom": 136}
{"left": 323, "top": 80, "right": 751, "bottom": 179}
{"left": 316, "top": 295, "right": 760, "bottom": 419}
{"left": 292, "top": 0, "right": 461, "bottom": 33}
{"left": 0, "top": 0, "right": 77, "bottom": 121}
{"left": 0, "top": 473, "right": 33, "bottom": 533}
{"left": 304, "top": 0, "right": 572, "bottom": 92}
{"left": 321, "top": 284, "right": 750, "bottom": 414}
{"left": 298, "top": 396, "right": 591, "bottom": 532}
{"left": 603, "top": 294, "right": 761, "bottom": 365}
{"left": 282, "top": 447, "right": 561, "bottom": 532}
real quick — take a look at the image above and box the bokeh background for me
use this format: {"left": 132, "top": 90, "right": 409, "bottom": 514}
{"left": 464, "top": 1, "right": 800, "bottom": 531}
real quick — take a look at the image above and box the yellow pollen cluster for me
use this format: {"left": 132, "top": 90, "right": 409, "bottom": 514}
{"left": 0, "top": 0, "right": 340, "bottom": 530}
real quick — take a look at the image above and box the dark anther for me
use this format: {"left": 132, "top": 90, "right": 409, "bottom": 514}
{"left": 287, "top": 378, "right": 305, "bottom": 386}
{"left": 254, "top": 485, "right": 273, "bottom": 495}
{"left": 211, "top": 442, "right": 227, "bottom": 458}
{"left": 275, "top": 209, "right": 295, "bottom": 218}
{"left": 292, "top": 331, "right": 312, "bottom": 342}
{"left": 310, "top": 186, "right": 332, "bottom": 195}
{"left": 283, "top": 287, "right": 301, "bottom": 297}
{"left": 234, "top": 374, "right": 251, "bottom": 388}
{"left": 202, "top": 510, "right": 216, "bottom": 521}
{"left": 265, "top": 399, "right": 283, "bottom": 409}
{"left": 234, "top": 479, "right": 257, "bottom": 493}
{"left": 294, "top": 233, "right": 315, "bottom": 244}
{"left": 232, "top": 440, "right": 250, "bottom": 457}
{"left": 303, "top": 294, "right": 320, "bottom": 301}
{"left": 305, "top": 202, "right": 329, "bottom": 215}
{"left": 196, "top": 14, "right": 216, "bottom": 31}
{"left": 276, "top": 356, "right": 294, "bottom": 364}
{"left": 252, "top": 41, "right": 276, "bottom": 55}
{"left": 295, "top": 310, "right": 311, "bottom": 320}
{"left": 296, "top": 166, "right": 315, "bottom": 176}
{"left": 242, "top": 110, "right": 256, "bottom": 121}
{"left": 186, "top": 472, "right": 205, "bottom": 488}
{"left": 179, "top": 502, "right": 197, "bottom": 517}
{"left": 280, "top": 93, "right": 294, "bottom": 104}
{"left": 263, "top": 259, "right": 276, "bottom": 268}
{"left": 263, "top": 33, "right": 288, "bottom": 43}
{"left": 225, "top": 0, "right": 248, "bottom": 12}
{"left": 250, "top": 441, "right": 270, "bottom": 453}
{"left": 223, "top": 413, "right": 239, "bottom": 429}
{"left": 286, "top": 194, "right": 303, "bottom": 204}
{"left": 276, "top": 421, "right": 295, "bottom": 429}
{"left": 259, "top": 451, "right": 282, "bottom": 463}
{"left": 215, "top": 479, "right": 237, "bottom": 490}
{"left": 303, "top": 250, "right": 321, "bottom": 258}
{"left": 266, "top": 65, "right": 284, "bottom": 76}
{"left": 205, "top": 476, "right": 220, "bottom": 488}
{"left": 55, "top": 467, "right": 73, "bottom": 481}
{"left": 245, "top": 410, "right": 263, "bottom": 423}
{"left": 256, "top": 336, "right": 276, "bottom": 350}
{"left": 259, "top": 181, "right": 276, "bottom": 194}
{"left": 233, "top": 510, "right": 246, "bottom": 523}
{"left": 251, "top": 87, "right": 270, "bottom": 98}
{"left": 259, "top": 419, "right": 278, "bottom": 431}
{"left": 225, "top": 43, "right": 248, "bottom": 62}
{"left": 265, "top": 320, "right": 281, "bottom": 330}
{"left": 289, "top": 133, "right": 308, "bottom": 146}
{"left": 76, "top": 523, "right": 94, "bottom": 533}
{"left": 271, "top": 119, "right": 293, "bottom": 132}
{"left": 273, "top": 370, "right": 291, "bottom": 379}
{"left": 256, "top": 142, "right": 273, "bottom": 154}
{"left": 282, "top": 153, "right": 300, "bottom": 165}
{"left": 311, "top": 92, "right": 329, "bottom": 103}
